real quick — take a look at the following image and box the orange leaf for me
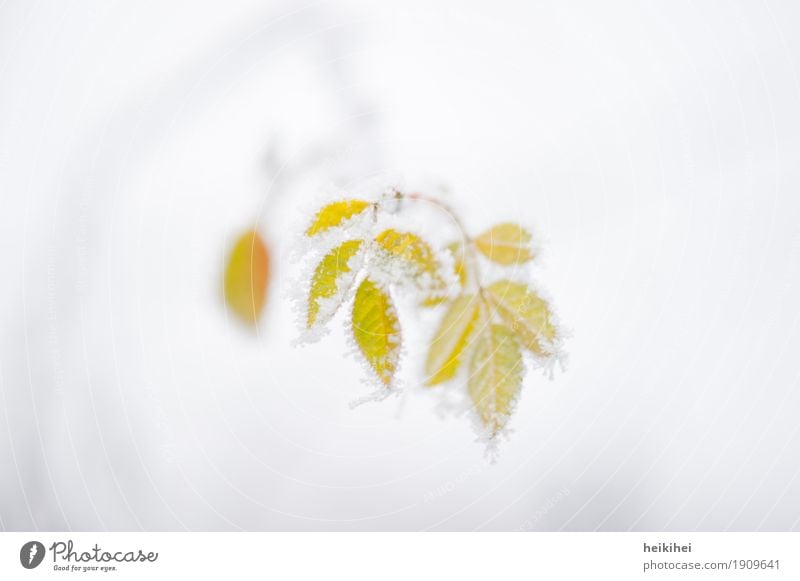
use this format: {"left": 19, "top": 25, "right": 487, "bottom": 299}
{"left": 224, "top": 228, "right": 270, "bottom": 325}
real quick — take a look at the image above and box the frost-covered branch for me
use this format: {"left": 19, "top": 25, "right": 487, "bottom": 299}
{"left": 293, "top": 188, "right": 567, "bottom": 445}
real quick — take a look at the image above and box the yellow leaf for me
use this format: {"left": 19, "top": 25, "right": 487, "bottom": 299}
{"left": 306, "top": 200, "right": 371, "bottom": 236}
{"left": 375, "top": 229, "right": 443, "bottom": 290}
{"left": 419, "top": 241, "right": 468, "bottom": 307}
{"left": 447, "top": 240, "right": 469, "bottom": 287}
{"left": 425, "top": 294, "right": 480, "bottom": 385}
{"left": 375, "top": 229, "right": 438, "bottom": 274}
{"left": 486, "top": 280, "right": 556, "bottom": 355}
{"left": 352, "top": 278, "right": 401, "bottom": 386}
{"left": 307, "top": 240, "right": 363, "bottom": 328}
{"left": 419, "top": 294, "right": 448, "bottom": 308}
{"left": 224, "top": 228, "right": 270, "bottom": 325}
{"left": 468, "top": 324, "right": 523, "bottom": 436}
{"left": 468, "top": 324, "right": 523, "bottom": 435}
{"left": 475, "top": 222, "right": 534, "bottom": 264}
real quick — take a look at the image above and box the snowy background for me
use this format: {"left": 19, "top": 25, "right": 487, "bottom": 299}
{"left": 1, "top": 0, "right": 800, "bottom": 531}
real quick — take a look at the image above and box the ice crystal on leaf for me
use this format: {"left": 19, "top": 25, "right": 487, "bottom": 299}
{"left": 351, "top": 278, "right": 401, "bottom": 387}
{"left": 307, "top": 239, "right": 364, "bottom": 328}
{"left": 468, "top": 324, "right": 523, "bottom": 437}
{"left": 306, "top": 199, "right": 372, "bottom": 236}
{"left": 375, "top": 228, "right": 447, "bottom": 296}
{"left": 446, "top": 240, "right": 469, "bottom": 287}
{"left": 486, "top": 280, "right": 557, "bottom": 356}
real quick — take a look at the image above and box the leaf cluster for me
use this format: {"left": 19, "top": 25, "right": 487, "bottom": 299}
{"left": 298, "top": 193, "right": 562, "bottom": 440}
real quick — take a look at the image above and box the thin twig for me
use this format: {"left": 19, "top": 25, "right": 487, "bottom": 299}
{"left": 403, "top": 191, "right": 494, "bottom": 318}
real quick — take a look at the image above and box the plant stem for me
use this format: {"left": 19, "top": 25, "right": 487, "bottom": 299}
{"left": 403, "top": 191, "right": 493, "bottom": 317}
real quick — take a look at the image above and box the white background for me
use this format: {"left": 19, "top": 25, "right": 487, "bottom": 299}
{"left": 1, "top": 0, "right": 799, "bottom": 531}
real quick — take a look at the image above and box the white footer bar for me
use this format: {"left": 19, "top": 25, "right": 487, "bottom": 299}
{"left": 1, "top": 532, "right": 797, "bottom": 580}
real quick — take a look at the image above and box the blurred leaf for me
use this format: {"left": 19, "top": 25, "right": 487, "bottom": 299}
{"left": 352, "top": 278, "right": 401, "bottom": 386}
{"left": 224, "top": 228, "right": 270, "bottom": 325}
{"left": 419, "top": 294, "right": 448, "bottom": 307}
{"left": 475, "top": 222, "right": 533, "bottom": 265}
{"left": 468, "top": 324, "right": 523, "bottom": 436}
{"left": 486, "top": 280, "right": 556, "bottom": 355}
{"left": 306, "top": 200, "right": 371, "bottom": 236}
{"left": 447, "top": 240, "right": 469, "bottom": 287}
{"left": 425, "top": 294, "right": 480, "bottom": 385}
{"left": 307, "top": 239, "right": 363, "bottom": 328}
